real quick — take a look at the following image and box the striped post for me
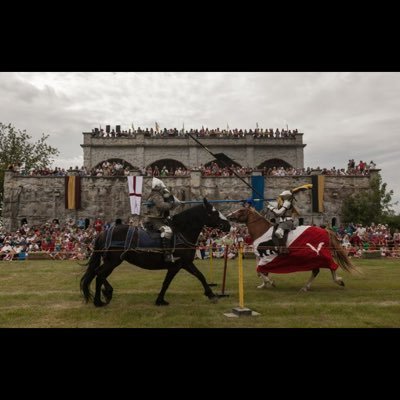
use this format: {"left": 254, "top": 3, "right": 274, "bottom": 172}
{"left": 217, "top": 244, "right": 230, "bottom": 297}
{"left": 238, "top": 242, "right": 244, "bottom": 308}
{"left": 208, "top": 243, "right": 217, "bottom": 286}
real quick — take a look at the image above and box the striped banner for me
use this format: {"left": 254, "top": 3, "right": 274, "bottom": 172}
{"left": 311, "top": 175, "right": 325, "bottom": 213}
{"left": 64, "top": 176, "right": 81, "bottom": 209}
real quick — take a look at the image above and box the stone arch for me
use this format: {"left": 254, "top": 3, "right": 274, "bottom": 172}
{"left": 257, "top": 158, "right": 292, "bottom": 169}
{"left": 147, "top": 159, "right": 187, "bottom": 175}
{"left": 93, "top": 158, "right": 136, "bottom": 173}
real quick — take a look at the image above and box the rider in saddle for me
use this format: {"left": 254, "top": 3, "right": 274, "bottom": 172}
{"left": 266, "top": 184, "right": 312, "bottom": 255}
{"left": 145, "top": 177, "right": 181, "bottom": 263}
{"left": 266, "top": 190, "right": 298, "bottom": 255}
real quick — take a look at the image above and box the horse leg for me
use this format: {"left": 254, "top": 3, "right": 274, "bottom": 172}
{"left": 300, "top": 268, "right": 320, "bottom": 292}
{"left": 155, "top": 264, "right": 181, "bottom": 306}
{"left": 182, "top": 262, "right": 218, "bottom": 303}
{"left": 94, "top": 261, "right": 120, "bottom": 307}
{"left": 257, "top": 272, "right": 276, "bottom": 289}
{"left": 102, "top": 279, "right": 114, "bottom": 304}
{"left": 81, "top": 262, "right": 103, "bottom": 302}
{"left": 331, "top": 269, "right": 345, "bottom": 287}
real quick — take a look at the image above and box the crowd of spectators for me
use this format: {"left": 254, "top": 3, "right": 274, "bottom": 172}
{"left": 1, "top": 217, "right": 398, "bottom": 263}
{"left": 0, "top": 218, "right": 99, "bottom": 261}
{"left": 8, "top": 159, "right": 377, "bottom": 178}
{"left": 333, "top": 222, "right": 400, "bottom": 258}
{"left": 90, "top": 126, "right": 299, "bottom": 139}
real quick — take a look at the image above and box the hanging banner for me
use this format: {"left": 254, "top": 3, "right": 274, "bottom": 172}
{"left": 251, "top": 175, "right": 264, "bottom": 211}
{"left": 128, "top": 176, "right": 143, "bottom": 215}
{"left": 64, "top": 175, "right": 81, "bottom": 209}
{"left": 311, "top": 175, "right": 325, "bottom": 213}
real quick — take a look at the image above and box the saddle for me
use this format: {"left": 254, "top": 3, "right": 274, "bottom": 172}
{"left": 104, "top": 225, "right": 176, "bottom": 254}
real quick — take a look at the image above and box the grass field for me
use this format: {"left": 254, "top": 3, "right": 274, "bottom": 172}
{"left": 0, "top": 257, "right": 400, "bottom": 328}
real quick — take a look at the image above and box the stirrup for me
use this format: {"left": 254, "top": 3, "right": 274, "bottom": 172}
{"left": 164, "top": 253, "right": 174, "bottom": 263}
{"left": 279, "top": 246, "right": 289, "bottom": 255}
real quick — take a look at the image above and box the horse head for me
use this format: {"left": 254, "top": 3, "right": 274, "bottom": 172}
{"left": 227, "top": 206, "right": 272, "bottom": 241}
{"left": 203, "top": 198, "right": 231, "bottom": 233}
{"left": 226, "top": 206, "right": 250, "bottom": 223}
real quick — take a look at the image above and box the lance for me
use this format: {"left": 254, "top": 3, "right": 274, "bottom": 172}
{"left": 186, "top": 131, "right": 266, "bottom": 200}
{"left": 143, "top": 198, "right": 275, "bottom": 206}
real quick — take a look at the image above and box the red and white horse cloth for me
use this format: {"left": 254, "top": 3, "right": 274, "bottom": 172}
{"left": 254, "top": 226, "right": 339, "bottom": 274}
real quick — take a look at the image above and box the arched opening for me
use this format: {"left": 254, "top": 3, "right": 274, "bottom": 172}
{"left": 257, "top": 158, "right": 292, "bottom": 169}
{"left": 93, "top": 158, "right": 135, "bottom": 176}
{"left": 331, "top": 217, "right": 337, "bottom": 227}
{"left": 298, "top": 217, "right": 304, "bottom": 226}
{"left": 148, "top": 159, "right": 188, "bottom": 176}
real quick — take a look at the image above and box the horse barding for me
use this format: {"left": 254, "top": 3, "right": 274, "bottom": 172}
{"left": 80, "top": 198, "right": 231, "bottom": 306}
{"left": 227, "top": 206, "right": 357, "bottom": 291}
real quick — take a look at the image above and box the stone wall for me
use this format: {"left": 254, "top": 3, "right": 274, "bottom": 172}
{"left": 2, "top": 169, "right": 377, "bottom": 232}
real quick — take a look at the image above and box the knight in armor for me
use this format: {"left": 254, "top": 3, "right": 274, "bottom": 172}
{"left": 266, "top": 190, "right": 297, "bottom": 255}
{"left": 145, "top": 177, "right": 181, "bottom": 263}
{"left": 265, "top": 184, "right": 313, "bottom": 255}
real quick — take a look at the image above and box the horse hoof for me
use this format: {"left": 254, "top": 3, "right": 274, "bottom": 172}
{"left": 299, "top": 287, "right": 309, "bottom": 293}
{"left": 102, "top": 289, "right": 113, "bottom": 303}
{"left": 209, "top": 295, "right": 219, "bottom": 304}
{"left": 338, "top": 280, "right": 345, "bottom": 287}
{"left": 155, "top": 299, "right": 169, "bottom": 306}
{"left": 271, "top": 281, "right": 276, "bottom": 287}
{"left": 257, "top": 283, "right": 266, "bottom": 289}
{"left": 94, "top": 300, "right": 106, "bottom": 307}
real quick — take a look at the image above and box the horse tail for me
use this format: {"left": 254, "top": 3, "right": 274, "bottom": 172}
{"left": 328, "top": 229, "right": 358, "bottom": 273}
{"left": 80, "top": 235, "right": 103, "bottom": 302}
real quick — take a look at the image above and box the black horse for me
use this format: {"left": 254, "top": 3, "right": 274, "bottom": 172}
{"left": 80, "top": 198, "right": 231, "bottom": 306}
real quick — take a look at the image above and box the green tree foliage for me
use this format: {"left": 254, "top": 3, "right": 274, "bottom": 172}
{"left": 0, "top": 122, "right": 59, "bottom": 209}
{"left": 341, "top": 173, "right": 397, "bottom": 225}
{"left": 382, "top": 214, "right": 400, "bottom": 231}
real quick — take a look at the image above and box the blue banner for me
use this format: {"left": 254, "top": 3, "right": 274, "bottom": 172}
{"left": 251, "top": 175, "right": 264, "bottom": 211}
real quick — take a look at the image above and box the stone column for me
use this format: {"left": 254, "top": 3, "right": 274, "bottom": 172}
{"left": 189, "top": 169, "right": 202, "bottom": 200}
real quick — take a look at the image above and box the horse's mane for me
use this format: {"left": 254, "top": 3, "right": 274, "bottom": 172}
{"left": 171, "top": 204, "right": 204, "bottom": 227}
{"left": 250, "top": 207, "right": 273, "bottom": 225}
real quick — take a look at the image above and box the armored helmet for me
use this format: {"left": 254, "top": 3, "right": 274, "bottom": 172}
{"left": 152, "top": 177, "right": 167, "bottom": 191}
{"left": 279, "top": 190, "right": 293, "bottom": 200}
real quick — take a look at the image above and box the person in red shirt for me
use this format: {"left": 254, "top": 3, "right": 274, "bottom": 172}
{"left": 94, "top": 218, "right": 103, "bottom": 232}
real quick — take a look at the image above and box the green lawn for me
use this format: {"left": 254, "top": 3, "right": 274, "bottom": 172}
{"left": 0, "top": 258, "right": 399, "bottom": 327}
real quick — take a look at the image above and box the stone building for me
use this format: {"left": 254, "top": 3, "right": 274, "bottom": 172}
{"left": 1, "top": 127, "right": 377, "bottom": 231}
{"left": 81, "top": 129, "right": 305, "bottom": 171}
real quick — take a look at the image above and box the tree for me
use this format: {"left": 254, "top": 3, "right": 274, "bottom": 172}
{"left": 0, "top": 122, "right": 60, "bottom": 212}
{"left": 341, "top": 173, "right": 397, "bottom": 225}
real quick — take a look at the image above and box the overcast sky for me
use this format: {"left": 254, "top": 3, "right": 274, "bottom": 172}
{"left": 0, "top": 72, "right": 399, "bottom": 213}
